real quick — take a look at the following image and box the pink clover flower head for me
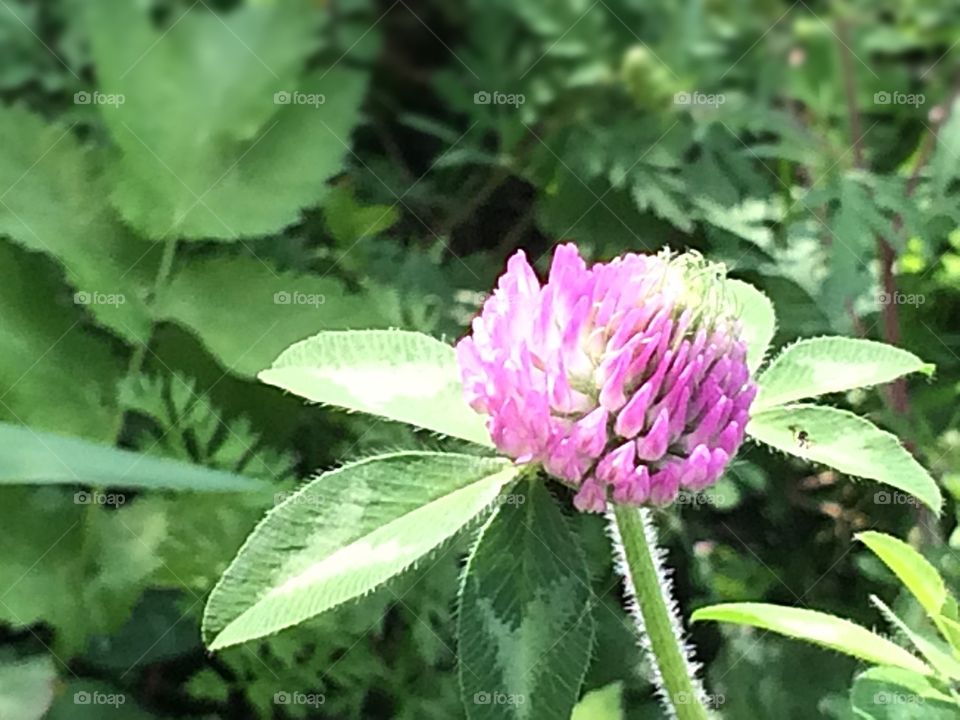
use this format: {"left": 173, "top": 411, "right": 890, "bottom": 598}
{"left": 456, "top": 243, "right": 756, "bottom": 512}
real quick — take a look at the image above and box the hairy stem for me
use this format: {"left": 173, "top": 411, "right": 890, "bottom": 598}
{"left": 610, "top": 505, "right": 709, "bottom": 720}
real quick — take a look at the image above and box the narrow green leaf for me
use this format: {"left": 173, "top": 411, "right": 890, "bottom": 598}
{"left": 204, "top": 452, "right": 517, "bottom": 650}
{"left": 857, "top": 532, "right": 950, "bottom": 621}
{"left": 850, "top": 666, "right": 958, "bottom": 719}
{"left": 458, "top": 481, "right": 595, "bottom": 720}
{"left": 259, "top": 330, "right": 492, "bottom": 446}
{"left": 870, "top": 596, "right": 960, "bottom": 681}
{"left": 692, "top": 603, "right": 931, "bottom": 675}
{"left": 754, "top": 337, "right": 933, "bottom": 410}
{"left": 0, "top": 422, "right": 265, "bottom": 492}
{"left": 728, "top": 279, "right": 776, "bottom": 373}
{"left": 746, "top": 405, "right": 941, "bottom": 513}
{"left": 936, "top": 616, "right": 960, "bottom": 655}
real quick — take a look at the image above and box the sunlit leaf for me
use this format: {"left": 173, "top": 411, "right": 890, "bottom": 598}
{"left": 692, "top": 603, "right": 931, "bottom": 675}
{"left": 259, "top": 330, "right": 492, "bottom": 446}
{"left": 728, "top": 279, "right": 776, "bottom": 373}
{"left": 204, "top": 453, "right": 518, "bottom": 650}
{"left": 754, "top": 337, "right": 933, "bottom": 410}
{"left": 746, "top": 404, "right": 941, "bottom": 513}
{"left": 870, "top": 596, "right": 960, "bottom": 681}
{"left": 857, "top": 532, "right": 951, "bottom": 621}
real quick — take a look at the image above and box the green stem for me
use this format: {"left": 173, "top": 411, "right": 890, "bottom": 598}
{"left": 83, "top": 237, "right": 179, "bottom": 563}
{"left": 109, "top": 237, "right": 179, "bottom": 443}
{"left": 612, "top": 505, "right": 710, "bottom": 720}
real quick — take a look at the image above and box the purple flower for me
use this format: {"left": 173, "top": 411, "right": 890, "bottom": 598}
{"left": 456, "top": 244, "right": 756, "bottom": 512}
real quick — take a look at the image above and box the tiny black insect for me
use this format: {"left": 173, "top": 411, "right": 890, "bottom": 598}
{"left": 788, "top": 424, "right": 811, "bottom": 449}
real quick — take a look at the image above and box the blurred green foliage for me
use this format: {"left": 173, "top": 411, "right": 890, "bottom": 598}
{"left": 1, "top": 0, "right": 959, "bottom": 717}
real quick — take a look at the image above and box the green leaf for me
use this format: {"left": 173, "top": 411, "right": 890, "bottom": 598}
{"left": 936, "top": 616, "right": 960, "bottom": 653}
{"left": 84, "top": 0, "right": 368, "bottom": 239}
{"left": 870, "top": 596, "right": 960, "bottom": 681}
{"left": 930, "top": 96, "right": 960, "bottom": 195}
{"left": 0, "top": 243, "right": 124, "bottom": 443}
{"left": 821, "top": 177, "right": 886, "bottom": 332}
{"left": 728, "top": 278, "right": 776, "bottom": 373}
{"left": 754, "top": 337, "right": 933, "bottom": 410}
{"left": 0, "top": 421, "right": 266, "bottom": 492}
{"left": 0, "top": 105, "right": 154, "bottom": 343}
{"left": 692, "top": 603, "right": 931, "bottom": 675}
{"left": 857, "top": 532, "right": 951, "bottom": 621}
{"left": 0, "top": 487, "right": 169, "bottom": 654}
{"left": 572, "top": 682, "right": 624, "bottom": 720}
{"left": 746, "top": 404, "right": 941, "bottom": 513}
{"left": 458, "top": 481, "right": 595, "bottom": 720}
{"left": 850, "top": 666, "right": 958, "bottom": 719}
{"left": 0, "top": 655, "right": 56, "bottom": 720}
{"left": 203, "top": 452, "right": 518, "bottom": 650}
{"left": 259, "top": 330, "right": 492, "bottom": 446}
{"left": 324, "top": 184, "right": 400, "bottom": 245}
{"left": 153, "top": 254, "right": 391, "bottom": 377}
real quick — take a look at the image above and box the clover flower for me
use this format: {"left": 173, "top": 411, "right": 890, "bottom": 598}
{"left": 456, "top": 244, "right": 756, "bottom": 511}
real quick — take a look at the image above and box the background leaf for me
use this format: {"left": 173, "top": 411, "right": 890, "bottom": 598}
{"left": 84, "top": 0, "right": 366, "bottom": 239}
{"left": 154, "top": 255, "right": 390, "bottom": 377}
{"left": 0, "top": 655, "right": 56, "bottom": 720}
{"left": 0, "top": 105, "right": 154, "bottom": 342}
{"left": 0, "top": 421, "right": 265, "bottom": 491}
{"left": 0, "top": 243, "right": 123, "bottom": 442}
{"left": 849, "top": 666, "right": 958, "bottom": 719}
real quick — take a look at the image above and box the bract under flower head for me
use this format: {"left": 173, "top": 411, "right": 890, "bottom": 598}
{"left": 456, "top": 244, "right": 756, "bottom": 512}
